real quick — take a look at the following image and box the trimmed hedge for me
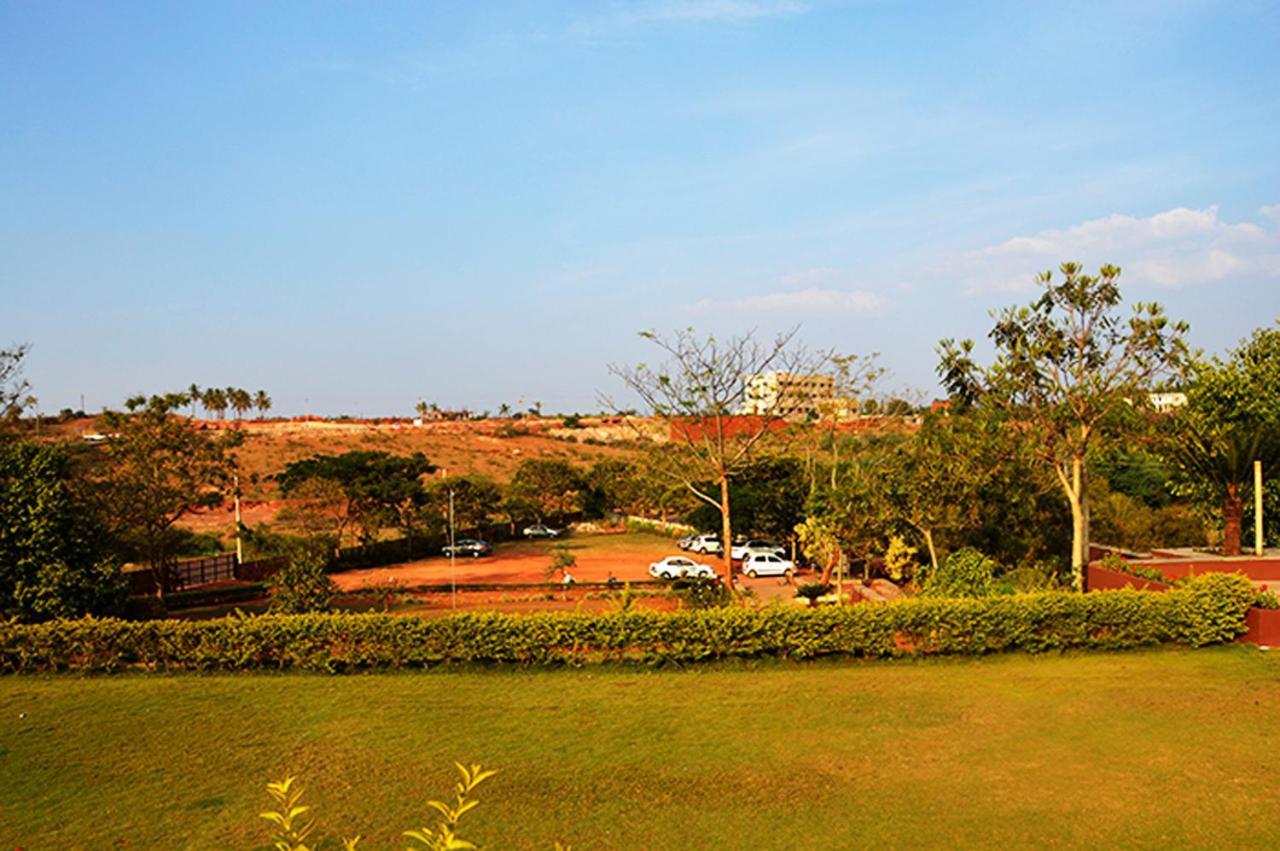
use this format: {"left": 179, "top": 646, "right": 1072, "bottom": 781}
{"left": 0, "top": 574, "right": 1255, "bottom": 673}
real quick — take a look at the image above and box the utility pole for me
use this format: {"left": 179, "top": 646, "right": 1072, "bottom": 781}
{"left": 233, "top": 473, "right": 244, "bottom": 565}
{"left": 449, "top": 488, "right": 457, "bottom": 610}
{"left": 1256, "top": 460, "right": 1265, "bottom": 557}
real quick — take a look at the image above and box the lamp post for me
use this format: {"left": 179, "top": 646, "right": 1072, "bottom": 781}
{"left": 1256, "top": 460, "right": 1265, "bottom": 557}
{"left": 449, "top": 487, "right": 457, "bottom": 610}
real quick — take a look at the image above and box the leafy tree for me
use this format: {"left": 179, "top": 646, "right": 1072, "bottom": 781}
{"left": 253, "top": 389, "right": 272, "bottom": 419}
{"left": 276, "top": 451, "right": 436, "bottom": 545}
{"left": 506, "top": 458, "right": 586, "bottom": 523}
{"left": 1, "top": 343, "right": 34, "bottom": 425}
{"left": 1164, "top": 323, "right": 1280, "bottom": 554}
{"left": 92, "top": 393, "right": 242, "bottom": 595}
{"left": 0, "top": 440, "right": 126, "bottom": 619}
{"left": 609, "top": 327, "right": 825, "bottom": 583}
{"left": 812, "top": 351, "right": 884, "bottom": 490}
{"left": 686, "top": 456, "right": 807, "bottom": 543}
{"left": 273, "top": 477, "right": 348, "bottom": 557}
{"left": 423, "top": 476, "right": 502, "bottom": 534}
{"left": 871, "top": 412, "right": 1011, "bottom": 571}
{"left": 187, "top": 383, "right": 201, "bottom": 418}
{"left": 586, "top": 456, "right": 696, "bottom": 521}
{"left": 938, "top": 263, "right": 1190, "bottom": 589}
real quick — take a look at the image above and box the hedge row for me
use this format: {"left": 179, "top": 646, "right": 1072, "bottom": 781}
{"left": 0, "top": 574, "right": 1255, "bottom": 673}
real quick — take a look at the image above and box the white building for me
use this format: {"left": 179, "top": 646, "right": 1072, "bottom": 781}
{"left": 740, "top": 372, "right": 835, "bottom": 418}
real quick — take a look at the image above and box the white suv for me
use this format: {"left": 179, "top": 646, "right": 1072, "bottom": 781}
{"left": 688, "top": 534, "right": 723, "bottom": 555}
{"left": 742, "top": 552, "right": 795, "bottom": 578}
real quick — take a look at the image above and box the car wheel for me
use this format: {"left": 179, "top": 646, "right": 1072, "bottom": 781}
{"left": 747, "top": 569, "right": 758, "bottom": 578}
{"left": 661, "top": 571, "right": 672, "bottom": 580}
{"left": 784, "top": 569, "right": 794, "bottom": 578}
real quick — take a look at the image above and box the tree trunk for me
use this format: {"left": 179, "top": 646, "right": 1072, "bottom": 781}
{"left": 720, "top": 474, "right": 734, "bottom": 587}
{"left": 923, "top": 528, "right": 938, "bottom": 574}
{"left": 1069, "top": 454, "right": 1089, "bottom": 592}
{"left": 1222, "top": 484, "right": 1244, "bottom": 557}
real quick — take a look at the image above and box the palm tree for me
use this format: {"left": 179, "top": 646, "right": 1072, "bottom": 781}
{"left": 498, "top": 403, "right": 511, "bottom": 419}
{"left": 1168, "top": 425, "right": 1280, "bottom": 555}
{"left": 202, "top": 388, "right": 228, "bottom": 420}
{"left": 229, "top": 387, "right": 253, "bottom": 420}
{"left": 187, "top": 383, "right": 201, "bottom": 418}
{"left": 414, "top": 400, "right": 430, "bottom": 420}
{"left": 253, "top": 390, "right": 272, "bottom": 420}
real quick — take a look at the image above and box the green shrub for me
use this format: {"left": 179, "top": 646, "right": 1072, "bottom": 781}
{"left": 922, "top": 548, "right": 1001, "bottom": 598}
{"left": 1255, "top": 587, "right": 1280, "bottom": 610}
{"left": 795, "top": 582, "right": 832, "bottom": 604}
{"left": 269, "top": 549, "right": 337, "bottom": 614}
{"left": 0, "top": 576, "right": 1256, "bottom": 673}
{"left": 671, "top": 576, "right": 731, "bottom": 609}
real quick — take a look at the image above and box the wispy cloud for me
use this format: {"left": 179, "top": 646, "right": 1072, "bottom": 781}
{"left": 686, "top": 267, "right": 887, "bottom": 316}
{"left": 954, "top": 204, "right": 1280, "bottom": 297}
{"left": 572, "top": 1, "right": 809, "bottom": 37}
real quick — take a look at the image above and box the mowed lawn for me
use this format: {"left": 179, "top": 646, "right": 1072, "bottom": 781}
{"left": 3, "top": 648, "right": 1280, "bottom": 848}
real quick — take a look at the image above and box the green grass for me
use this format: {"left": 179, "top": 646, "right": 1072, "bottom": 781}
{"left": 3, "top": 647, "right": 1279, "bottom": 848}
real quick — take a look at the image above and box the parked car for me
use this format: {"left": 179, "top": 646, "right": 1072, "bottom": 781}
{"left": 741, "top": 552, "right": 795, "bottom": 578}
{"left": 730, "top": 538, "right": 786, "bottom": 561}
{"left": 688, "top": 534, "right": 723, "bottom": 555}
{"left": 676, "top": 533, "right": 698, "bottom": 551}
{"left": 649, "top": 556, "right": 717, "bottom": 581}
{"left": 442, "top": 538, "right": 491, "bottom": 558}
{"left": 522, "top": 523, "right": 562, "bottom": 539}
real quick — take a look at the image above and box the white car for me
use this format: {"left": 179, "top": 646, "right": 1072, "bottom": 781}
{"left": 730, "top": 538, "right": 786, "bottom": 561}
{"left": 649, "top": 556, "right": 717, "bottom": 581}
{"left": 741, "top": 552, "right": 795, "bottom": 578}
{"left": 688, "top": 534, "right": 723, "bottom": 555}
{"left": 676, "top": 533, "right": 697, "bottom": 551}
{"left": 522, "top": 524, "right": 562, "bottom": 539}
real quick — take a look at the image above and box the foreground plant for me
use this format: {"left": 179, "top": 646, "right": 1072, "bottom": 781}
{"left": 261, "top": 763, "right": 570, "bottom": 849}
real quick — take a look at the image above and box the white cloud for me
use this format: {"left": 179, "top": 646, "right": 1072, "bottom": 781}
{"left": 687, "top": 268, "right": 887, "bottom": 316}
{"left": 957, "top": 204, "right": 1280, "bottom": 296}
{"left": 573, "top": 1, "right": 808, "bottom": 35}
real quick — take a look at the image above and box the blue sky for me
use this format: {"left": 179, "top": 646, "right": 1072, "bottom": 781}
{"left": 2, "top": 0, "right": 1278, "bottom": 415}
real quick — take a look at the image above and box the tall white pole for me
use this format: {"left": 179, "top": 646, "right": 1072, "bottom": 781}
{"left": 449, "top": 488, "right": 457, "bottom": 610}
{"left": 233, "top": 473, "right": 243, "bottom": 565}
{"left": 1256, "top": 460, "right": 1264, "bottom": 557}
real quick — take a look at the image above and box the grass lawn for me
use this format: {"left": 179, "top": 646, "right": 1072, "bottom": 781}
{"left": 3, "top": 647, "right": 1279, "bottom": 848}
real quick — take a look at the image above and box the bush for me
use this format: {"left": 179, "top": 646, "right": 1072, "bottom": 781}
{"left": 269, "top": 549, "right": 338, "bottom": 614}
{"left": 0, "top": 574, "right": 1256, "bottom": 673}
{"left": 922, "top": 548, "right": 1001, "bottom": 598}
{"left": 795, "top": 582, "right": 832, "bottom": 604}
{"left": 671, "top": 576, "right": 731, "bottom": 609}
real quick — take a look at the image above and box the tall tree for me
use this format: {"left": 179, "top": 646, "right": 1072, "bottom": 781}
{"left": 202, "top": 387, "right": 228, "bottom": 420}
{"left": 1165, "top": 323, "right": 1280, "bottom": 554}
{"left": 609, "top": 327, "right": 826, "bottom": 584}
{"left": 253, "top": 390, "right": 272, "bottom": 420}
{"left": 938, "top": 263, "right": 1190, "bottom": 589}
{"left": 1, "top": 343, "right": 33, "bottom": 425}
{"left": 228, "top": 387, "right": 253, "bottom": 421}
{"left": 93, "top": 393, "right": 242, "bottom": 595}
{"left": 187, "top": 383, "right": 201, "bottom": 418}
{"left": 506, "top": 458, "right": 586, "bottom": 524}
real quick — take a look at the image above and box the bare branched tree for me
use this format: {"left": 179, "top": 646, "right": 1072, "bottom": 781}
{"left": 1, "top": 343, "right": 33, "bottom": 426}
{"left": 607, "top": 327, "right": 827, "bottom": 584}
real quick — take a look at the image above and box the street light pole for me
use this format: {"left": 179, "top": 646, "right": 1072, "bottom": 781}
{"left": 449, "top": 488, "right": 457, "bottom": 610}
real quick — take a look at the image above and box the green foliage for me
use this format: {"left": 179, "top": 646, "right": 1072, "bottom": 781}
{"left": 507, "top": 458, "right": 586, "bottom": 524}
{"left": 0, "top": 440, "right": 126, "bottom": 620}
{"left": 1253, "top": 587, "right": 1279, "bottom": 610}
{"left": 672, "top": 575, "right": 731, "bottom": 609}
{"left": 938, "top": 262, "right": 1192, "bottom": 584}
{"left": 269, "top": 548, "right": 338, "bottom": 614}
{"left": 1000, "top": 562, "right": 1064, "bottom": 593}
{"left": 883, "top": 535, "right": 918, "bottom": 582}
{"left": 276, "top": 450, "right": 436, "bottom": 545}
{"left": 404, "top": 762, "right": 496, "bottom": 849}
{"left": 795, "top": 582, "right": 832, "bottom": 603}
{"left": 1088, "top": 477, "right": 1205, "bottom": 552}
{"left": 686, "top": 457, "right": 808, "bottom": 542}
{"left": 546, "top": 544, "right": 577, "bottom": 581}
{"left": 1098, "top": 553, "right": 1171, "bottom": 585}
{"left": 0, "top": 342, "right": 33, "bottom": 423}
{"left": 921, "top": 548, "right": 1001, "bottom": 598}
{"left": 2, "top": 580, "right": 1256, "bottom": 673}
{"left": 94, "top": 393, "right": 242, "bottom": 589}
